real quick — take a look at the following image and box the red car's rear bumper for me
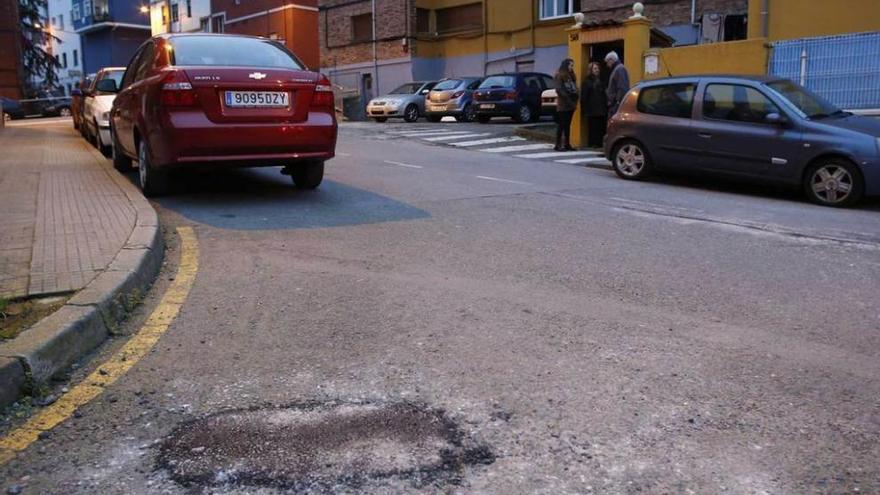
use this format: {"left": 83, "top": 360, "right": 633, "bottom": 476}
{"left": 149, "top": 111, "right": 337, "bottom": 169}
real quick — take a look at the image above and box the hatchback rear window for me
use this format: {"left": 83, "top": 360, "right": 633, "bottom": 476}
{"left": 637, "top": 83, "right": 696, "bottom": 119}
{"left": 434, "top": 79, "right": 462, "bottom": 91}
{"left": 170, "top": 36, "right": 304, "bottom": 70}
{"left": 479, "top": 76, "right": 515, "bottom": 89}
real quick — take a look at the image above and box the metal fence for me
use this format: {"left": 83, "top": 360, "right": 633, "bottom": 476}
{"left": 769, "top": 31, "right": 880, "bottom": 111}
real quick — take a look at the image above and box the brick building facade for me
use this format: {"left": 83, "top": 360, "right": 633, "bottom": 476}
{"left": 0, "top": 0, "right": 24, "bottom": 98}
{"left": 210, "top": 0, "right": 320, "bottom": 69}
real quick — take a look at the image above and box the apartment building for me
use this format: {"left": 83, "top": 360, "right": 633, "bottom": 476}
{"left": 0, "top": 0, "right": 24, "bottom": 98}
{"left": 47, "top": 0, "right": 82, "bottom": 94}
{"left": 150, "top": 0, "right": 213, "bottom": 34}
{"left": 72, "top": 0, "right": 151, "bottom": 74}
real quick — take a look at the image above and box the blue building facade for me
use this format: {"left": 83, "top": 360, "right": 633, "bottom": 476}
{"left": 72, "top": 0, "right": 151, "bottom": 74}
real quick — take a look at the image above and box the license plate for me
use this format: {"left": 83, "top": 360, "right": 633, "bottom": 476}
{"left": 480, "top": 104, "right": 495, "bottom": 109}
{"left": 225, "top": 91, "right": 290, "bottom": 108}
{"left": 430, "top": 105, "right": 446, "bottom": 111}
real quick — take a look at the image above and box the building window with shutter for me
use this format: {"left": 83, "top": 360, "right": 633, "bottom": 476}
{"left": 351, "top": 13, "right": 373, "bottom": 43}
{"left": 539, "top": 0, "right": 578, "bottom": 20}
{"left": 73, "top": 49, "right": 78, "bottom": 67}
{"left": 62, "top": 53, "right": 67, "bottom": 69}
{"left": 416, "top": 8, "right": 431, "bottom": 34}
{"left": 171, "top": 3, "right": 179, "bottom": 23}
{"left": 186, "top": 0, "right": 192, "bottom": 18}
{"left": 435, "top": 3, "right": 482, "bottom": 35}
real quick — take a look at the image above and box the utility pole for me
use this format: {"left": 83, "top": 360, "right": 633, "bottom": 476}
{"left": 371, "top": 0, "right": 378, "bottom": 97}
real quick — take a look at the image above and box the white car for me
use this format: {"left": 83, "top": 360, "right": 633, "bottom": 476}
{"left": 83, "top": 67, "right": 126, "bottom": 155}
{"left": 541, "top": 88, "right": 558, "bottom": 114}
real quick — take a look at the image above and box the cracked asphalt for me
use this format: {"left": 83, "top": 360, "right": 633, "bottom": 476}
{"left": 1, "top": 121, "right": 879, "bottom": 494}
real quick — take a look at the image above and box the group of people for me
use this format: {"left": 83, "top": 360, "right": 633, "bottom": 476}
{"left": 552, "top": 51, "right": 630, "bottom": 152}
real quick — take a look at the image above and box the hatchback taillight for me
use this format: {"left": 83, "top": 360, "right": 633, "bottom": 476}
{"left": 311, "top": 76, "right": 334, "bottom": 111}
{"left": 452, "top": 91, "right": 465, "bottom": 99}
{"left": 505, "top": 90, "right": 518, "bottom": 100}
{"left": 161, "top": 71, "right": 197, "bottom": 107}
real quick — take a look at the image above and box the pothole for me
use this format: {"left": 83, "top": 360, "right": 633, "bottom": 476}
{"left": 156, "top": 400, "right": 495, "bottom": 492}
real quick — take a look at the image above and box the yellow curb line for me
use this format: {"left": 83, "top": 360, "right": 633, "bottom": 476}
{"left": 0, "top": 226, "right": 199, "bottom": 465}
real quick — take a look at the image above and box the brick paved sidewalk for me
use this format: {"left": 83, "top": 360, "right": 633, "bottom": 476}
{"left": 0, "top": 120, "right": 136, "bottom": 299}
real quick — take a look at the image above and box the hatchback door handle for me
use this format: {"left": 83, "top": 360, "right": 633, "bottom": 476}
{"left": 698, "top": 133, "right": 712, "bottom": 138}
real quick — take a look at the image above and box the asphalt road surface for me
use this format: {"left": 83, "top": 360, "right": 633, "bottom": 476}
{"left": 2, "top": 120, "right": 879, "bottom": 494}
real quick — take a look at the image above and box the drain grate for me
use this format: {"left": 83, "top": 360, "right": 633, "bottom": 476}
{"left": 156, "top": 400, "right": 495, "bottom": 491}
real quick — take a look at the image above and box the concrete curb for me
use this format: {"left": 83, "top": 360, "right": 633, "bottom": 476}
{"left": 0, "top": 144, "right": 163, "bottom": 409}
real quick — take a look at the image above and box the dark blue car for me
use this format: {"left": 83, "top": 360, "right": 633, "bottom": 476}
{"left": 604, "top": 75, "right": 880, "bottom": 207}
{"left": 473, "top": 72, "right": 556, "bottom": 123}
{"left": 1, "top": 97, "right": 25, "bottom": 121}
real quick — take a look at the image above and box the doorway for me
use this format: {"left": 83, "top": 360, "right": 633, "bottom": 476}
{"left": 578, "top": 40, "right": 625, "bottom": 147}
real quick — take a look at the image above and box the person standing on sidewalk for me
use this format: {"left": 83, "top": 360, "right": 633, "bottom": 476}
{"left": 604, "top": 51, "right": 630, "bottom": 117}
{"left": 581, "top": 62, "right": 607, "bottom": 149}
{"left": 553, "top": 58, "right": 579, "bottom": 152}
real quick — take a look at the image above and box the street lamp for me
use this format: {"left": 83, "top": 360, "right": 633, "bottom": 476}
{"left": 139, "top": 5, "right": 149, "bottom": 14}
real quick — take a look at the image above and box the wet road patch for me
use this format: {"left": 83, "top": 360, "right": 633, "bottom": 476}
{"left": 156, "top": 400, "right": 495, "bottom": 492}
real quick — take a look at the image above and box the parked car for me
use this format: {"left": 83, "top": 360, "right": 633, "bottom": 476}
{"left": 541, "top": 88, "right": 558, "bottom": 114}
{"left": 107, "top": 33, "right": 337, "bottom": 196}
{"left": 604, "top": 75, "right": 880, "bottom": 207}
{"left": 424, "top": 77, "right": 483, "bottom": 122}
{"left": 473, "top": 72, "right": 556, "bottom": 123}
{"left": 1, "top": 97, "right": 25, "bottom": 121}
{"left": 41, "top": 96, "right": 72, "bottom": 117}
{"left": 83, "top": 67, "right": 125, "bottom": 155}
{"left": 72, "top": 73, "right": 96, "bottom": 132}
{"left": 366, "top": 81, "right": 438, "bottom": 123}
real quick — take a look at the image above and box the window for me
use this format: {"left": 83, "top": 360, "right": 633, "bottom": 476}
{"left": 211, "top": 15, "right": 224, "bottom": 33}
{"left": 171, "top": 3, "right": 179, "bottom": 23}
{"left": 467, "top": 79, "right": 482, "bottom": 90}
{"left": 523, "top": 75, "right": 542, "bottom": 92}
{"left": 765, "top": 80, "right": 838, "bottom": 118}
{"left": 540, "top": 0, "right": 578, "bottom": 20}
{"left": 73, "top": 49, "right": 78, "bottom": 67}
{"left": 434, "top": 79, "right": 462, "bottom": 91}
{"left": 162, "top": 5, "right": 168, "bottom": 24}
{"left": 62, "top": 53, "right": 68, "bottom": 69}
{"left": 479, "top": 75, "right": 515, "bottom": 88}
{"left": 351, "top": 13, "right": 372, "bottom": 42}
{"left": 416, "top": 8, "right": 430, "bottom": 34}
{"left": 540, "top": 75, "right": 554, "bottom": 90}
{"left": 186, "top": 0, "right": 192, "bottom": 18}
{"left": 134, "top": 43, "right": 156, "bottom": 82}
{"left": 51, "top": 17, "right": 56, "bottom": 27}
{"left": 170, "top": 37, "right": 304, "bottom": 70}
{"left": 703, "top": 84, "right": 781, "bottom": 124}
{"left": 723, "top": 14, "right": 747, "bottom": 42}
{"left": 637, "top": 83, "right": 696, "bottom": 118}
{"left": 58, "top": 14, "right": 63, "bottom": 29}
{"left": 436, "top": 3, "right": 482, "bottom": 34}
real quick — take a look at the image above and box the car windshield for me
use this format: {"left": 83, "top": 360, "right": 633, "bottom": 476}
{"left": 389, "top": 83, "right": 423, "bottom": 95}
{"left": 98, "top": 70, "right": 125, "bottom": 92}
{"left": 170, "top": 36, "right": 304, "bottom": 70}
{"left": 479, "top": 76, "right": 515, "bottom": 89}
{"left": 765, "top": 80, "right": 842, "bottom": 119}
{"left": 434, "top": 79, "right": 462, "bottom": 91}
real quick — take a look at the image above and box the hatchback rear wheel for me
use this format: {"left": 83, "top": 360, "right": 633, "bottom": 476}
{"left": 514, "top": 104, "right": 532, "bottom": 123}
{"left": 291, "top": 161, "right": 324, "bottom": 190}
{"left": 803, "top": 159, "right": 863, "bottom": 207}
{"left": 612, "top": 140, "right": 652, "bottom": 180}
{"left": 458, "top": 104, "right": 475, "bottom": 122}
{"left": 138, "top": 140, "right": 169, "bottom": 197}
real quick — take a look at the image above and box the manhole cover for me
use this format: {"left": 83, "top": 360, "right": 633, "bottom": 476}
{"left": 157, "top": 401, "right": 495, "bottom": 491}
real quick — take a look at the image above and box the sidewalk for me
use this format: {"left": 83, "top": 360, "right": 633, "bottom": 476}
{"left": 0, "top": 119, "right": 162, "bottom": 408}
{"left": 0, "top": 121, "right": 134, "bottom": 299}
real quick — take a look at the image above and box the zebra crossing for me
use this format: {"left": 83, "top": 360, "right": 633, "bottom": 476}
{"left": 382, "top": 127, "right": 612, "bottom": 168}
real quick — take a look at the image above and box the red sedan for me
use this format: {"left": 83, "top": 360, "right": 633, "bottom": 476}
{"left": 106, "top": 33, "right": 337, "bottom": 196}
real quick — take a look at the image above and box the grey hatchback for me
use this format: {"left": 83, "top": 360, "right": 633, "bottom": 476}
{"left": 604, "top": 75, "right": 880, "bottom": 207}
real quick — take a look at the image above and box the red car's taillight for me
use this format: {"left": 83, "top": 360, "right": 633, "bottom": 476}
{"left": 311, "top": 76, "right": 334, "bottom": 111}
{"left": 161, "top": 70, "right": 197, "bottom": 107}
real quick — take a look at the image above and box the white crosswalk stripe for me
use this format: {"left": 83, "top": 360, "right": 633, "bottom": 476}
{"left": 481, "top": 143, "right": 554, "bottom": 153}
{"left": 555, "top": 157, "right": 612, "bottom": 165}
{"left": 514, "top": 150, "right": 603, "bottom": 159}
{"left": 422, "top": 133, "right": 493, "bottom": 142}
{"left": 392, "top": 130, "right": 473, "bottom": 137}
{"left": 451, "top": 136, "right": 526, "bottom": 147}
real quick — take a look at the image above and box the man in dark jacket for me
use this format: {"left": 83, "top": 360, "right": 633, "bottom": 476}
{"left": 604, "top": 51, "right": 630, "bottom": 117}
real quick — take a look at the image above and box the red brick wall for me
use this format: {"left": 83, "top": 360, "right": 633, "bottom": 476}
{"left": 0, "top": 0, "right": 23, "bottom": 99}
{"left": 318, "top": 0, "right": 414, "bottom": 68}
{"left": 582, "top": 0, "right": 748, "bottom": 26}
{"left": 212, "top": 0, "right": 320, "bottom": 68}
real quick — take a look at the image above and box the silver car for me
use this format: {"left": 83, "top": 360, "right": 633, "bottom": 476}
{"left": 605, "top": 75, "right": 880, "bottom": 207}
{"left": 425, "top": 77, "right": 483, "bottom": 122}
{"left": 367, "top": 81, "right": 438, "bottom": 123}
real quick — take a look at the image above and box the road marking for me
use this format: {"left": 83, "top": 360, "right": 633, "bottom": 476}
{"left": 0, "top": 227, "right": 200, "bottom": 466}
{"left": 515, "top": 150, "right": 603, "bottom": 159}
{"left": 451, "top": 136, "right": 526, "bottom": 147}
{"left": 383, "top": 160, "right": 423, "bottom": 169}
{"left": 336, "top": 152, "right": 351, "bottom": 157}
{"left": 555, "top": 157, "right": 612, "bottom": 165}
{"left": 385, "top": 128, "right": 444, "bottom": 134}
{"left": 389, "top": 130, "right": 467, "bottom": 137}
{"left": 481, "top": 143, "right": 554, "bottom": 153}
{"left": 421, "top": 133, "right": 492, "bottom": 142}
{"left": 475, "top": 175, "right": 532, "bottom": 185}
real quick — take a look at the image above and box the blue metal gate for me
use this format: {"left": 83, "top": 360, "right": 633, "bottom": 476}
{"left": 769, "top": 31, "right": 880, "bottom": 110}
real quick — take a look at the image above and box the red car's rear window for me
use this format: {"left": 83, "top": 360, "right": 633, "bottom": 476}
{"left": 169, "top": 36, "right": 305, "bottom": 70}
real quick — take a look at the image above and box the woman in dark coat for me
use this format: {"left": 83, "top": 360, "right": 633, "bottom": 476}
{"left": 553, "top": 58, "right": 579, "bottom": 152}
{"left": 581, "top": 62, "right": 607, "bottom": 149}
